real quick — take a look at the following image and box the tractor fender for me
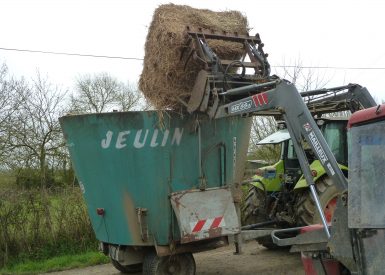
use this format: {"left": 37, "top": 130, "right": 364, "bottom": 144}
{"left": 248, "top": 175, "right": 266, "bottom": 191}
{"left": 294, "top": 160, "right": 348, "bottom": 189}
{"left": 248, "top": 160, "right": 284, "bottom": 192}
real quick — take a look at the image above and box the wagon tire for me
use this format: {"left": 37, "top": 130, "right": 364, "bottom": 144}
{"left": 143, "top": 251, "right": 196, "bottom": 275}
{"left": 110, "top": 259, "right": 142, "bottom": 273}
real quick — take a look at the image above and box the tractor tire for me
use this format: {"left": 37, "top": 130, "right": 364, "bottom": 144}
{"left": 111, "top": 259, "right": 142, "bottom": 273}
{"left": 242, "top": 186, "right": 267, "bottom": 225}
{"left": 295, "top": 176, "right": 339, "bottom": 226}
{"left": 241, "top": 187, "right": 281, "bottom": 249}
{"left": 143, "top": 251, "right": 196, "bottom": 275}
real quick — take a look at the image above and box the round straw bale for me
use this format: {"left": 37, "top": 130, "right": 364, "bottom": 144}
{"left": 139, "top": 4, "right": 248, "bottom": 110}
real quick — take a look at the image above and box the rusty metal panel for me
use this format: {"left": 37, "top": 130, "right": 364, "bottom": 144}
{"left": 170, "top": 187, "right": 239, "bottom": 244}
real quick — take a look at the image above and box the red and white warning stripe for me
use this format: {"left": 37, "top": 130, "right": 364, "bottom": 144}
{"left": 190, "top": 216, "right": 225, "bottom": 233}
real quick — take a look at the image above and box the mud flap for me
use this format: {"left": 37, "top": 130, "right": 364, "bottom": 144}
{"left": 170, "top": 188, "right": 240, "bottom": 244}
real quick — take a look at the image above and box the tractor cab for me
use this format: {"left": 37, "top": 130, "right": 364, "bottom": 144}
{"left": 254, "top": 117, "right": 349, "bottom": 190}
{"left": 243, "top": 116, "right": 350, "bottom": 234}
{"left": 257, "top": 127, "right": 300, "bottom": 187}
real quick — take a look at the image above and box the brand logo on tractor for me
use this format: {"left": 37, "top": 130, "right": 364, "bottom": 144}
{"left": 230, "top": 100, "right": 252, "bottom": 113}
{"left": 308, "top": 131, "right": 328, "bottom": 164}
{"left": 101, "top": 128, "right": 184, "bottom": 149}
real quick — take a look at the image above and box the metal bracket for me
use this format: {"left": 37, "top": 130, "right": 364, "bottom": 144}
{"left": 136, "top": 207, "right": 149, "bottom": 242}
{"left": 207, "top": 88, "right": 219, "bottom": 119}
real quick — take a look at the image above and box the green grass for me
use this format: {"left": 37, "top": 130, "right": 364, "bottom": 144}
{"left": 0, "top": 251, "right": 109, "bottom": 275}
{"left": 0, "top": 171, "right": 16, "bottom": 189}
{"left": 1, "top": 186, "right": 98, "bottom": 268}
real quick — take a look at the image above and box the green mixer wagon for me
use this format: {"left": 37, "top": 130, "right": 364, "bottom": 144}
{"left": 60, "top": 111, "right": 251, "bottom": 274}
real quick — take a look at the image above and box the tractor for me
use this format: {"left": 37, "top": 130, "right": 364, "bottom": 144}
{"left": 271, "top": 104, "right": 385, "bottom": 274}
{"left": 242, "top": 86, "right": 375, "bottom": 248}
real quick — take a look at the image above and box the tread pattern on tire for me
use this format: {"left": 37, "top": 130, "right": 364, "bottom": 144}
{"left": 295, "top": 176, "right": 339, "bottom": 225}
{"left": 241, "top": 187, "right": 280, "bottom": 249}
{"left": 143, "top": 251, "right": 196, "bottom": 275}
{"left": 111, "top": 259, "right": 142, "bottom": 274}
{"left": 241, "top": 187, "right": 267, "bottom": 225}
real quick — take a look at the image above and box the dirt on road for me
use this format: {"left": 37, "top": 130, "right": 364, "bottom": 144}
{"left": 45, "top": 241, "right": 304, "bottom": 275}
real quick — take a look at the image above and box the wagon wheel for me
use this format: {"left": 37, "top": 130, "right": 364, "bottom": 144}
{"left": 143, "top": 251, "right": 196, "bottom": 275}
{"left": 110, "top": 259, "right": 142, "bottom": 273}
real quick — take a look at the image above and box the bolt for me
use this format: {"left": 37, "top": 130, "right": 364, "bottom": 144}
{"left": 169, "top": 266, "right": 176, "bottom": 273}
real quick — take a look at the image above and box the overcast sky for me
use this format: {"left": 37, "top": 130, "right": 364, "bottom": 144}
{"left": 1, "top": 0, "right": 384, "bottom": 101}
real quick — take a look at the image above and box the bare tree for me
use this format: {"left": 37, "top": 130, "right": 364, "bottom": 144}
{"left": 6, "top": 72, "right": 66, "bottom": 187}
{"left": 277, "top": 57, "right": 330, "bottom": 92}
{"left": 0, "top": 64, "right": 29, "bottom": 161}
{"left": 70, "top": 73, "right": 146, "bottom": 113}
{"left": 116, "top": 82, "right": 149, "bottom": 111}
{"left": 248, "top": 116, "right": 280, "bottom": 163}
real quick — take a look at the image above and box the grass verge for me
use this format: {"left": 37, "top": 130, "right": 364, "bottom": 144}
{"left": 0, "top": 251, "right": 109, "bottom": 275}
{"left": 0, "top": 187, "right": 98, "bottom": 268}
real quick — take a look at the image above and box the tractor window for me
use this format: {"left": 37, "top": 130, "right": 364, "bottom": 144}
{"left": 287, "top": 139, "right": 297, "bottom": 160}
{"left": 321, "top": 122, "right": 347, "bottom": 165}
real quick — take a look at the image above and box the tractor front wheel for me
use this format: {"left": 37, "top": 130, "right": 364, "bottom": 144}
{"left": 242, "top": 186, "right": 268, "bottom": 225}
{"left": 242, "top": 187, "right": 282, "bottom": 249}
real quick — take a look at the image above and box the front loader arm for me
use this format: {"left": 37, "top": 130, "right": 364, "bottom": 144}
{"left": 300, "top": 84, "right": 377, "bottom": 115}
{"left": 214, "top": 80, "right": 348, "bottom": 237}
{"left": 216, "top": 80, "right": 347, "bottom": 192}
